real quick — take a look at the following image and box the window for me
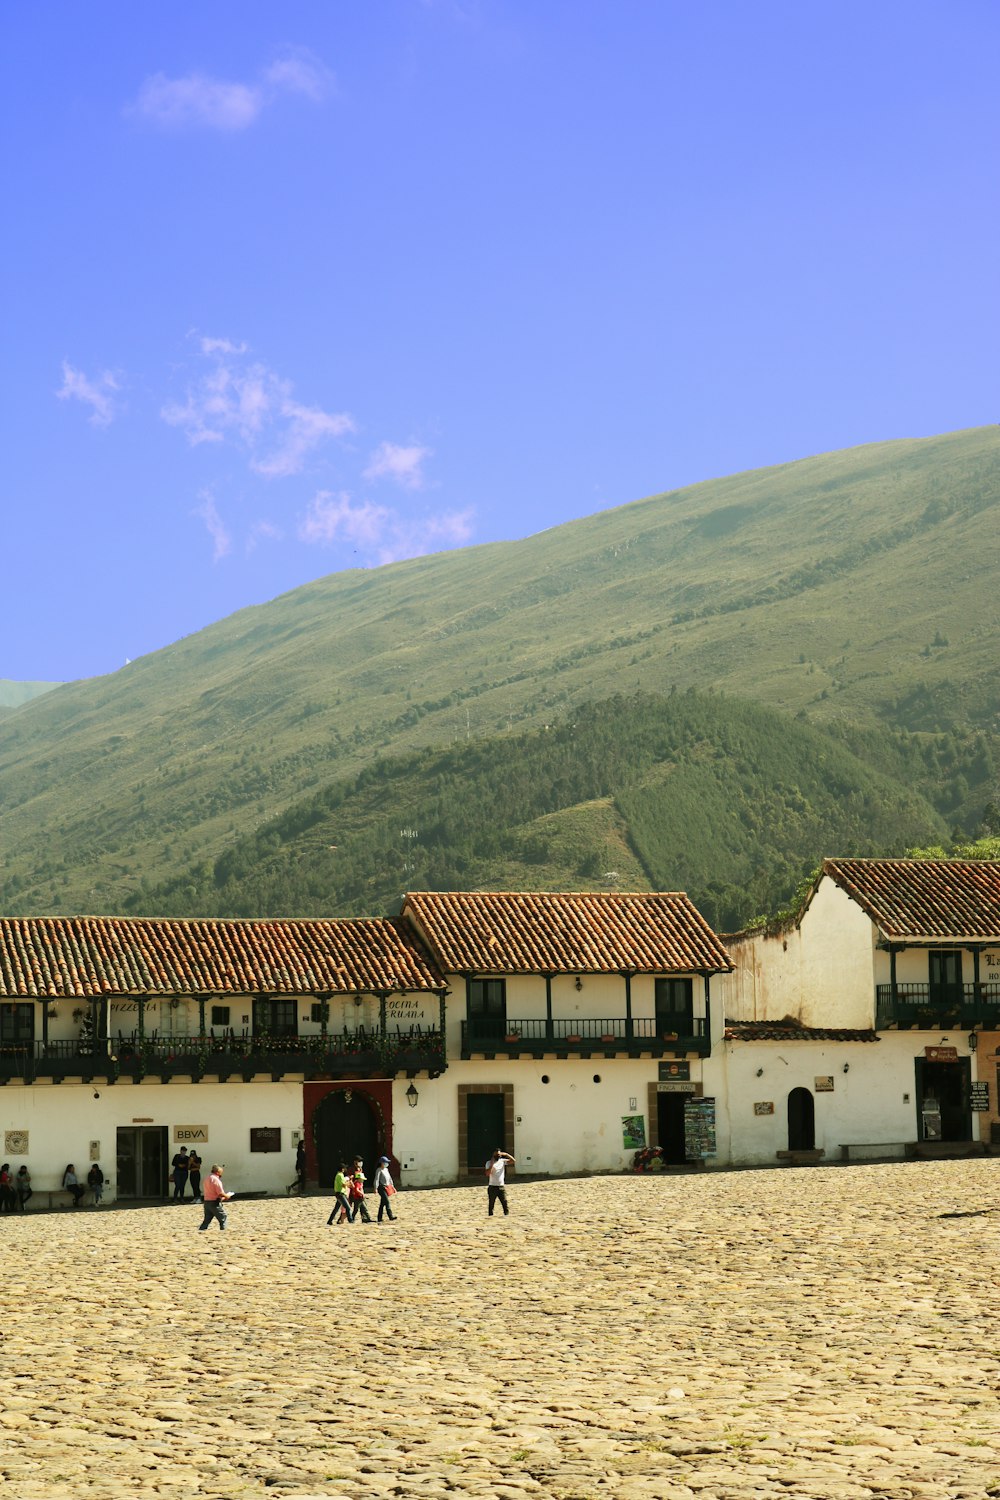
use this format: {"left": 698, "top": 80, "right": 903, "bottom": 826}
{"left": 0, "top": 1003, "right": 34, "bottom": 1045}
{"left": 929, "top": 952, "right": 962, "bottom": 1009}
{"left": 655, "top": 978, "right": 694, "bottom": 1035}
{"left": 310, "top": 1002, "right": 327, "bottom": 1024}
{"left": 467, "top": 978, "right": 506, "bottom": 1039}
{"left": 210, "top": 1006, "right": 230, "bottom": 1028}
{"left": 252, "top": 997, "right": 298, "bottom": 1037}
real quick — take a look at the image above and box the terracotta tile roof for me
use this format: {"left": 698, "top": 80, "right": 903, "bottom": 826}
{"left": 724, "top": 1020, "right": 880, "bottom": 1043}
{"left": 0, "top": 916, "right": 444, "bottom": 1000}
{"left": 401, "top": 891, "right": 732, "bottom": 975}
{"left": 823, "top": 858, "right": 1000, "bottom": 941}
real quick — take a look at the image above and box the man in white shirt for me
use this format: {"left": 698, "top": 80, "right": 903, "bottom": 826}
{"left": 485, "top": 1148, "right": 515, "bottom": 1216}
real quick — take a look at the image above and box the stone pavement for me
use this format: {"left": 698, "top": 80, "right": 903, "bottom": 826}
{"left": 2, "top": 1162, "right": 1000, "bottom": 1499}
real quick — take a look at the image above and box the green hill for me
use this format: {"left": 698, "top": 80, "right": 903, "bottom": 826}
{"left": 123, "top": 693, "right": 961, "bottom": 930}
{"left": 0, "top": 424, "right": 997, "bottom": 915}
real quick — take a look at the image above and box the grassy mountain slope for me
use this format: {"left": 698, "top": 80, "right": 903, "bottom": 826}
{"left": 0, "top": 680, "right": 60, "bottom": 711}
{"left": 124, "top": 693, "right": 956, "bottom": 931}
{"left": 1, "top": 425, "right": 998, "bottom": 913}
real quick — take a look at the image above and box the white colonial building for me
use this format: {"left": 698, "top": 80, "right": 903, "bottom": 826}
{"left": 714, "top": 858, "right": 1000, "bottom": 1165}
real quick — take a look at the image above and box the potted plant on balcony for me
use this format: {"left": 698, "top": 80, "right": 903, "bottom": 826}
{"left": 504, "top": 1029, "right": 521, "bottom": 1044}
{"left": 565, "top": 1032, "right": 582, "bottom": 1044}
{"left": 600, "top": 1031, "right": 616, "bottom": 1044}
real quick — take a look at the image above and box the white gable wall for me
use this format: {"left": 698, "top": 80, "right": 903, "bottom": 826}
{"left": 719, "top": 877, "right": 876, "bottom": 1029}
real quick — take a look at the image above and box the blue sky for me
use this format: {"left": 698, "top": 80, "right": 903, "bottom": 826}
{"left": 3, "top": 1, "right": 997, "bottom": 683}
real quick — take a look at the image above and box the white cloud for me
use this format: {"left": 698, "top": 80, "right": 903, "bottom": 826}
{"left": 252, "top": 400, "right": 356, "bottom": 479}
{"left": 298, "top": 492, "right": 390, "bottom": 549}
{"left": 263, "top": 47, "right": 334, "bottom": 102}
{"left": 162, "top": 339, "right": 354, "bottom": 476}
{"left": 298, "top": 490, "right": 473, "bottom": 564}
{"left": 194, "top": 492, "right": 232, "bottom": 561}
{"left": 246, "top": 519, "right": 284, "bottom": 553}
{"left": 128, "top": 49, "right": 333, "bottom": 132}
{"left": 130, "top": 73, "right": 263, "bottom": 131}
{"left": 363, "top": 441, "right": 433, "bottom": 490}
{"left": 56, "top": 361, "right": 120, "bottom": 427}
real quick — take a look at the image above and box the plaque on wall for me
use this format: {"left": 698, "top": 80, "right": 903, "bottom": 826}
{"left": 4, "top": 1131, "right": 28, "bottom": 1155}
{"left": 250, "top": 1127, "right": 282, "bottom": 1153}
{"left": 754, "top": 1101, "right": 775, "bottom": 1116}
{"left": 658, "top": 1061, "right": 691, "bottom": 1081}
{"left": 814, "top": 1076, "right": 835, "bottom": 1092}
{"left": 971, "top": 1082, "right": 990, "bottom": 1112}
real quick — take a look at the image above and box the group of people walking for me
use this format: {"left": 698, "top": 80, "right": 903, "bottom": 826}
{"left": 326, "top": 1155, "right": 397, "bottom": 1224}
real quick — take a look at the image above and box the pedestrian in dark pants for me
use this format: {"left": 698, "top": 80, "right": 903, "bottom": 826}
{"left": 485, "top": 1149, "right": 514, "bottom": 1216}
{"left": 349, "top": 1161, "right": 372, "bottom": 1223}
{"left": 187, "top": 1150, "right": 203, "bottom": 1201}
{"left": 288, "top": 1139, "right": 305, "bottom": 1195}
{"left": 326, "top": 1163, "right": 353, "bottom": 1225}
{"left": 374, "top": 1156, "right": 397, "bottom": 1221}
{"left": 171, "top": 1147, "right": 190, "bottom": 1201}
{"left": 198, "top": 1164, "right": 233, "bottom": 1232}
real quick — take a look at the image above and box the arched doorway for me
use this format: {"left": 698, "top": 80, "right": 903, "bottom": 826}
{"left": 313, "top": 1088, "right": 381, "bottom": 1188}
{"left": 787, "top": 1087, "right": 815, "bottom": 1151}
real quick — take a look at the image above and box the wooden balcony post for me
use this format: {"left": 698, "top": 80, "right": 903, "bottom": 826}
{"left": 973, "top": 947, "right": 982, "bottom": 1024}
{"left": 622, "top": 970, "right": 634, "bottom": 1040}
{"left": 545, "top": 974, "right": 553, "bottom": 1040}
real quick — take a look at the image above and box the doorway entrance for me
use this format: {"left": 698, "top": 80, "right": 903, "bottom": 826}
{"left": 466, "top": 1092, "right": 506, "bottom": 1174}
{"left": 915, "top": 1057, "right": 971, "bottom": 1141}
{"left": 116, "top": 1125, "right": 169, "bottom": 1199}
{"left": 787, "top": 1087, "right": 816, "bottom": 1151}
{"left": 313, "top": 1089, "right": 381, "bottom": 1188}
{"left": 656, "top": 1091, "right": 689, "bottom": 1163}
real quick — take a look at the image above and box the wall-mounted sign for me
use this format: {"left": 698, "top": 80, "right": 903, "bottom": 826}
{"left": 658, "top": 1061, "right": 691, "bottom": 1081}
{"left": 89, "top": 1140, "right": 101, "bottom": 1161}
{"left": 925, "top": 1046, "right": 958, "bottom": 1062}
{"left": 684, "top": 1097, "right": 716, "bottom": 1159}
{"left": 657, "top": 1081, "right": 696, "bottom": 1094}
{"left": 4, "top": 1131, "right": 28, "bottom": 1155}
{"left": 174, "top": 1125, "right": 209, "bottom": 1143}
{"left": 250, "top": 1127, "right": 282, "bottom": 1153}
{"left": 814, "top": 1076, "right": 835, "bottom": 1092}
{"left": 754, "top": 1101, "right": 775, "bottom": 1116}
{"left": 971, "top": 1082, "right": 990, "bottom": 1112}
{"left": 621, "top": 1115, "right": 646, "bottom": 1149}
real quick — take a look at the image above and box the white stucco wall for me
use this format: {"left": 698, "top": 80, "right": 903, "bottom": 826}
{"left": 0, "top": 1079, "right": 307, "bottom": 1202}
{"left": 718, "top": 878, "right": 877, "bottom": 1029}
{"left": 710, "top": 1030, "right": 982, "bottom": 1167}
{"left": 396, "top": 1057, "right": 695, "bottom": 1184}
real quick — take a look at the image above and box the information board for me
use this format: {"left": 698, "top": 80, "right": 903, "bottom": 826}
{"left": 971, "top": 1081, "right": 990, "bottom": 1112}
{"left": 684, "top": 1096, "right": 716, "bottom": 1159}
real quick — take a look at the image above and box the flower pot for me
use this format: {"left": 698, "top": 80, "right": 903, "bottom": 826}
{"left": 565, "top": 1034, "right": 582, "bottom": 1044}
{"left": 504, "top": 1034, "right": 521, "bottom": 1044}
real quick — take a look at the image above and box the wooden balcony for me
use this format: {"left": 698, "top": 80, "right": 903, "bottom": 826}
{"left": 875, "top": 982, "right": 1000, "bottom": 1031}
{"left": 460, "top": 1014, "right": 710, "bottom": 1060}
{"left": 0, "top": 1029, "right": 446, "bottom": 1084}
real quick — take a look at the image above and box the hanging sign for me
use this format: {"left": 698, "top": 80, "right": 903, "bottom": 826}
{"left": 925, "top": 1046, "right": 958, "bottom": 1062}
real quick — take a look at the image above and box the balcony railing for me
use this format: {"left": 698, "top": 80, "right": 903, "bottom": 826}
{"left": 0, "top": 1028, "right": 446, "bottom": 1083}
{"left": 875, "top": 982, "right": 1000, "bottom": 1029}
{"left": 461, "top": 1015, "right": 710, "bottom": 1058}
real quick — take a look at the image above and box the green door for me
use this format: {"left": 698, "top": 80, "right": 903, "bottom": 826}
{"left": 467, "top": 1093, "right": 505, "bottom": 1176}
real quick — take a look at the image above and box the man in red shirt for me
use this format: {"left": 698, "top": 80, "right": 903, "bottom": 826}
{"left": 198, "top": 1163, "right": 233, "bottom": 1232}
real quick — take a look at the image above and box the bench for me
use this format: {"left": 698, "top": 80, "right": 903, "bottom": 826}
{"left": 839, "top": 1142, "right": 906, "bottom": 1162}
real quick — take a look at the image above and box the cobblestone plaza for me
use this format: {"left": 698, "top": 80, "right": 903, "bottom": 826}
{"left": 4, "top": 1162, "right": 1000, "bottom": 1499}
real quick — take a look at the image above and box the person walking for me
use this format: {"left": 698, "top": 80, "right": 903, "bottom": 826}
{"left": 485, "top": 1148, "right": 515, "bottom": 1216}
{"left": 287, "top": 1139, "right": 306, "bottom": 1196}
{"left": 15, "top": 1165, "right": 32, "bottom": 1212}
{"left": 198, "top": 1164, "right": 233, "bottom": 1232}
{"left": 63, "top": 1164, "right": 86, "bottom": 1208}
{"left": 374, "top": 1156, "right": 397, "bottom": 1222}
{"left": 0, "top": 1164, "right": 16, "bottom": 1213}
{"left": 349, "top": 1160, "right": 372, "bottom": 1223}
{"left": 326, "top": 1162, "right": 353, "bottom": 1225}
{"left": 187, "top": 1150, "right": 203, "bottom": 1202}
{"left": 87, "top": 1162, "right": 105, "bottom": 1206}
{"left": 171, "top": 1147, "right": 190, "bottom": 1201}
